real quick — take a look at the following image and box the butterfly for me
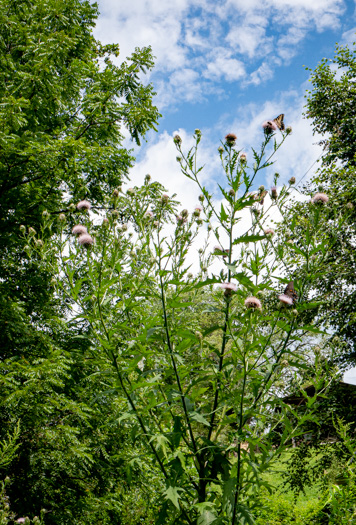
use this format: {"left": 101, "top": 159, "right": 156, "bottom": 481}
{"left": 273, "top": 114, "right": 285, "bottom": 131}
{"left": 284, "top": 281, "right": 298, "bottom": 304}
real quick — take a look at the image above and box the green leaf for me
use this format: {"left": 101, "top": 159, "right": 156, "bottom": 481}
{"left": 163, "top": 485, "right": 181, "bottom": 509}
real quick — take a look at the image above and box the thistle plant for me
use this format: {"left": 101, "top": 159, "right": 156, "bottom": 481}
{"left": 36, "top": 125, "right": 333, "bottom": 524}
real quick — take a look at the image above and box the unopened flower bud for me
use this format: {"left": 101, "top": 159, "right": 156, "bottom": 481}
{"left": 58, "top": 213, "right": 66, "bottom": 222}
{"left": 195, "top": 128, "right": 201, "bottom": 136}
{"left": 153, "top": 221, "right": 159, "bottom": 228}
{"left": 112, "top": 189, "right": 119, "bottom": 198}
{"left": 199, "top": 194, "right": 204, "bottom": 202}
{"left": 161, "top": 194, "right": 169, "bottom": 204}
{"left": 173, "top": 134, "right": 182, "bottom": 145}
{"left": 195, "top": 331, "right": 203, "bottom": 340}
{"left": 127, "top": 188, "right": 135, "bottom": 197}
{"left": 181, "top": 209, "right": 189, "bottom": 218}
{"left": 289, "top": 177, "right": 296, "bottom": 185}
{"left": 271, "top": 187, "right": 278, "bottom": 199}
{"left": 258, "top": 185, "right": 265, "bottom": 191}
{"left": 20, "top": 225, "right": 26, "bottom": 233}
{"left": 111, "top": 210, "right": 119, "bottom": 219}
{"left": 28, "top": 227, "right": 36, "bottom": 235}
{"left": 286, "top": 126, "right": 292, "bottom": 134}
{"left": 144, "top": 174, "right": 151, "bottom": 183}
{"left": 121, "top": 223, "right": 128, "bottom": 231}
{"left": 42, "top": 210, "right": 50, "bottom": 218}
{"left": 229, "top": 189, "right": 235, "bottom": 197}
{"left": 102, "top": 218, "right": 109, "bottom": 227}
{"left": 218, "top": 146, "right": 224, "bottom": 154}
{"left": 35, "top": 239, "right": 43, "bottom": 248}
{"left": 176, "top": 156, "right": 182, "bottom": 162}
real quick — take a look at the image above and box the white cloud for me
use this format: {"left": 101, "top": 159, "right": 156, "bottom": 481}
{"left": 95, "top": 0, "right": 346, "bottom": 107}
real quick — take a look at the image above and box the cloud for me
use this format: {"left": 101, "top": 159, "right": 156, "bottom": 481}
{"left": 95, "top": 0, "right": 346, "bottom": 107}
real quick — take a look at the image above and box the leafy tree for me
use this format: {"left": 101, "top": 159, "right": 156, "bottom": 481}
{"left": 286, "top": 39, "right": 356, "bottom": 361}
{"left": 0, "top": 0, "right": 160, "bottom": 522}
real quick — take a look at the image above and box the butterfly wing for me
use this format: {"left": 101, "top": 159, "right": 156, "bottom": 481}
{"left": 273, "top": 114, "right": 285, "bottom": 131}
{"left": 284, "top": 281, "right": 297, "bottom": 304}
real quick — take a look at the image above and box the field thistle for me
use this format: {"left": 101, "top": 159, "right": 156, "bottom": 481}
{"left": 311, "top": 192, "right": 329, "bottom": 204}
{"left": 225, "top": 133, "right": 237, "bottom": 146}
{"left": 193, "top": 205, "right": 203, "bottom": 217}
{"left": 144, "top": 174, "right": 151, "bottom": 183}
{"left": 278, "top": 294, "right": 293, "bottom": 306}
{"left": 112, "top": 188, "right": 119, "bottom": 198}
{"left": 264, "top": 228, "right": 275, "bottom": 236}
{"left": 78, "top": 233, "right": 94, "bottom": 246}
{"left": 244, "top": 296, "right": 262, "bottom": 310}
{"left": 173, "top": 134, "right": 182, "bottom": 145}
{"left": 72, "top": 225, "right": 87, "bottom": 235}
{"left": 161, "top": 194, "right": 169, "bottom": 204}
{"left": 271, "top": 187, "right": 278, "bottom": 200}
{"left": 77, "top": 200, "right": 91, "bottom": 211}
{"left": 220, "top": 282, "right": 237, "bottom": 297}
{"left": 127, "top": 188, "right": 135, "bottom": 197}
{"left": 218, "top": 146, "right": 224, "bottom": 154}
{"left": 262, "top": 120, "right": 278, "bottom": 133}
{"left": 289, "top": 176, "right": 296, "bottom": 185}
{"left": 229, "top": 189, "right": 236, "bottom": 197}
{"left": 19, "top": 225, "right": 26, "bottom": 233}
{"left": 240, "top": 152, "right": 247, "bottom": 163}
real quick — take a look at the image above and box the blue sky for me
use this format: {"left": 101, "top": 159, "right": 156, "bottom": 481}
{"left": 94, "top": 0, "right": 356, "bottom": 382}
{"left": 94, "top": 0, "right": 356, "bottom": 200}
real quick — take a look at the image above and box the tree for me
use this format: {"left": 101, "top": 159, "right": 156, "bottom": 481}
{"left": 290, "top": 38, "right": 356, "bottom": 362}
{"left": 0, "top": 0, "right": 160, "bottom": 522}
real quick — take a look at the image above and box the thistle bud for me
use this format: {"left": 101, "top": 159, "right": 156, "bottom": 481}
{"left": 199, "top": 194, "right": 204, "bottom": 202}
{"left": 289, "top": 177, "right": 296, "bottom": 185}
{"left": 28, "top": 227, "right": 36, "bottom": 236}
{"left": 58, "top": 213, "right": 66, "bottom": 222}
{"left": 112, "top": 188, "right": 119, "bottom": 198}
{"left": 20, "top": 225, "right": 26, "bottom": 233}
{"left": 271, "top": 187, "right": 278, "bottom": 199}
{"left": 286, "top": 126, "right": 292, "bottom": 134}
{"left": 111, "top": 210, "right": 119, "bottom": 219}
{"left": 144, "top": 174, "right": 151, "bottom": 183}
{"left": 229, "top": 189, "right": 236, "bottom": 197}
{"left": 127, "top": 188, "right": 135, "bottom": 197}
{"left": 240, "top": 153, "right": 247, "bottom": 163}
{"left": 218, "top": 146, "right": 224, "bottom": 154}
{"left": 161, "top": 194, "right": 169, "bottom": 204}
{"left": 173, "top": 135, "right": 182, "bottom": 145}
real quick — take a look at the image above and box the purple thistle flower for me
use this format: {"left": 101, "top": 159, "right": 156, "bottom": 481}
{"left": 264, "top": 228, "right": 275, "bottom": 236}
{"left": 220, "top": 282, "right": 237, "bottom": 292}
{"left": 244, "top": 296, "right": 262, "bottom": 309}
{"left": 78, "top": 233, "right": 94, "bottom": 246}
{"left": 262, "top": 120, "right": 278, "bottom": 132}
{"left": 311, "top": 192, "right": 329, "bottom": 204}
{"left": 278, "top": 294, "right": 294, "bottom": 306}
{"left": 72, "top": 225, "right": 87, "bottom": 235}
{"left": 76, "top": 200, "right": 91, "bottom": 211}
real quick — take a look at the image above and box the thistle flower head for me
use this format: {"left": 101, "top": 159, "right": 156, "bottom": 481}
{"left": 244, "top": 296, "right": 262, "bottom": 309}
{"left": 311, "top": 192, "right": 329, "bottom": 204}
{"left": 240, "top": 153, "right": 247, "bottom": 163}
{"left": 173, "top": 134, "right": 182, "bottom": 145}
{"left": 72, "top": 225, "right": 87, "bottom": 235}
{"left": 220, "top": 282, "right": 237, "bottom": 296}
{"left": 271, "top": 186, "right": 278, "bottom": 199}
{"left": 78, "top": 233, "right": 94, "bottom": 246}
{"left": 199, "top": 194, "right": 205, "bottom": 202}
{"left": 262, "top": 120, "right": 278, "bottom": 132}
{"left": 77, "top": 200, "right": 91, "bottom": 211}
{"left": 289, "top": 176, "right": 296, "bottom": 185}
{"left": 225, "top": 133, "right": 237, "bottom": 146}
{"left": 264, "top": 228, "right": 275, "bottom": 236}
{"left": 28, "top": 227, "right": 36, "bottom": 235}
{"left": 278, "top": 294, "right": 293, "bottom": 306}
